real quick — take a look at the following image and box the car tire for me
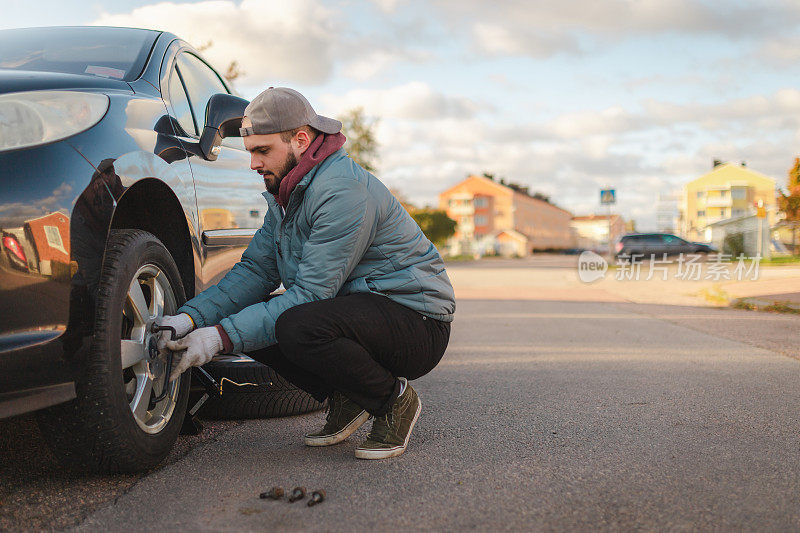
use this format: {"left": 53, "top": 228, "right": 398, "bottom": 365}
{"left": 195, "top": 356, "right": 325, "bottom": 420}
{"left": 37, "top": 229, "right": 190, "bottom": 473}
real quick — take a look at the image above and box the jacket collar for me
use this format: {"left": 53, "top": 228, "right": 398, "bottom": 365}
{"left": 261, "top": 148, "right": 347, "bottom": 208}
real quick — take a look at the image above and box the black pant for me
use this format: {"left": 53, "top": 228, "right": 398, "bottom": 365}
{"left": 246, "top": 292, "right": 451, "bottom": 416}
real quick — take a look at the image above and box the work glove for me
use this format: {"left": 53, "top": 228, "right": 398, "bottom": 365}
{"left": 155, "top": 313, "right": 195, "bottom": 355}
{"left": 165, "top": 326, "right": 223, "bottom": 382}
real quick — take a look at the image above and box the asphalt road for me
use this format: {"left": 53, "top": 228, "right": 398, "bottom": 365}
{"left": 4, "top": 258, "right": 800, "bottom": 531}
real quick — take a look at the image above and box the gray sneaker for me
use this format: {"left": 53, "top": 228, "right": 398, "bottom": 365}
{"left": 304, "top": 391, "right": 370, "bottom": 447}
{"left": 355, "top": 378, "right": 421, "bottom": 460}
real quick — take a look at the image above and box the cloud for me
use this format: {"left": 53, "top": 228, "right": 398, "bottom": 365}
{"left": 0, "top": 182, "right": 72, "bottom": 227}
{"left": 528, "top": 88, "right": 800, "bottom": 139}
{"left": 368, "top": 0, "right": 403, "bottom": 13}
{"left": 321, "top": 82, "right": 486, "bottom": 120}
{"left": 642, "top": 88, "right": 800, "bottom": 129}
{"left": 426, "top": 0, "right": 800, "bottom": 57}
{"left": 91, "top": 0, "right": 339, "bottom": 84}
{"left": 547, "top": 107, "right": 648, "bottom": 138}
{"left": 472, "top": 23, "right": 579, "bottom": 57}
{"left": 341, "top": 47, "right": 431, "bottom": 81}
{"left": 756, "top": 36, "right": 800, "bottom": 66}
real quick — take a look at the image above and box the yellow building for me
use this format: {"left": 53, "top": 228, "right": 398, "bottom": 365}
{"left": 680, "top": 162, "right": 777, "bottom": 242}
{"left": 438, "top": 175, "right": 574, "bottom": 255}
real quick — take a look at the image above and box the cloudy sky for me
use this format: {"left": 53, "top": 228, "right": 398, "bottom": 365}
{"left": 4, "top": 0, "right": 800, "bottom": 229}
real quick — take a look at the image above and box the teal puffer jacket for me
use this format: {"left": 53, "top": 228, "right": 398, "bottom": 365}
{"left": 178, "top": 148, "right": 456, "bottom": 353}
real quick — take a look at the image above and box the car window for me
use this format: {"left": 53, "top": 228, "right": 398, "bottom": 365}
{"left": 167, "top": 67, "right": 196, "bottom": 136}
{"left": 176, "top": 52, "right": 229, "bottom": 133}
{"left": 641, "top": 235, "right": 662, "bottom": 244}
{"left": 0, "top": 26, "right": 158, "bottom": 81}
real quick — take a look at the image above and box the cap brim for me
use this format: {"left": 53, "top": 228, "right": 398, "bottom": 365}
{"left": 312, "top": 115, "right": 342, "bottom": 134}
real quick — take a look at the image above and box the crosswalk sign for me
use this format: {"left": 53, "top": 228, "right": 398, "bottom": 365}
{"left": 600, "top": 189, "right": 616, "bottom": 205}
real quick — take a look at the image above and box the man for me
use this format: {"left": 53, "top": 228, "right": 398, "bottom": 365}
{"left": 157, "top": 87, "right": 455, "bottom": 459}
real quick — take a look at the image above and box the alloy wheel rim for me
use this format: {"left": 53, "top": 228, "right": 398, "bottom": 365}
{"left": 120, "top": 263, "right": 179, "bottom": 433}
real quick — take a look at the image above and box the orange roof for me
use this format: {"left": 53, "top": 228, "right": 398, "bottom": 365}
{"left": 438, "top": 175, "right": 513, "bottom": 198}
{"left": 439, "top": 175, "right": 572, "bottom": 215}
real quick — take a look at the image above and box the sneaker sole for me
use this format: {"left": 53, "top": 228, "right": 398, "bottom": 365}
{"left": 304, "top": 410, "right": 371, "bottom": 447}
{"left": 354, "top": 396, "right": 422, "bottom": 460}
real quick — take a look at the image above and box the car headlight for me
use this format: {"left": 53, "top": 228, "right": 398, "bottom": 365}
{"left": 0, "top": 91, "right": 109, "bottom": 152}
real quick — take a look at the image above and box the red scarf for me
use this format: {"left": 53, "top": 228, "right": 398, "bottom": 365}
{"left": 275, "top": 132, "right": 346, "bottom": 208}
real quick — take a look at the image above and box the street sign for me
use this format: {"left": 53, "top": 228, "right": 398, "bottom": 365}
{"left": 600, "top": 189, "right": 616, "bottom": 205}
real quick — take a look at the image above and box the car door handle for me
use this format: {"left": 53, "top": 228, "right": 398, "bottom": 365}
{"left": 202, "top": 228, "right": 257, "bottom": 246}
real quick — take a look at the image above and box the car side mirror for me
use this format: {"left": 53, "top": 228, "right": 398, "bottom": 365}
{"left": 199, "top": 93, "right": 249, "bottom": 161}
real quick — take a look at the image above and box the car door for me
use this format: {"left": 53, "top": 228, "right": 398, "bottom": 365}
{"left": 662, "top": 235, "right": 687, "bottom": 256}
{"left": 640, "top": 234, "right": 664, "bottom": 257}
{"left": 164, "top": 49, "right": 264, "bottom": 287}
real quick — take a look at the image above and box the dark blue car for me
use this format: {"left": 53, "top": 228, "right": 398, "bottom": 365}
{"left": 615, "top": 233, "right": 718, "bottom": 258}
{"left": 0, "top": 26, "right": 320, "bottom": 472}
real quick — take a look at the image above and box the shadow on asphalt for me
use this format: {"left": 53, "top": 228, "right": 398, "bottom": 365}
{"left": 0, "top": 414, "right": 243, "bottom": 531}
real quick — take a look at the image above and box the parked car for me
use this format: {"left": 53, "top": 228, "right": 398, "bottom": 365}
{"left": 0, "top": 26, "right": 322, "bottom": 473}
{"left": 615, "top": 233, "right": 717, "bottom": 258}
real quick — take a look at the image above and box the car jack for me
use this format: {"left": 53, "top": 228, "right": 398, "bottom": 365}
{"left": 180, "top": 366, "right": 222, "bottom": 435}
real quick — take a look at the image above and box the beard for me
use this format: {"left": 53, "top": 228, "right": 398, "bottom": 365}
{"left": 263, "top": 151, "right": 298, "bottom": 195}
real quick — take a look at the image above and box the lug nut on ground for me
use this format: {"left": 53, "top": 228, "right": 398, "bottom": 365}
{"left": 259, "top": 487, "right": 284, "bottom": 500}
{"left": 307, "top": 490, "right": 325, "bottom": 507}
{"left": 288, "top": 486, "right": 306, "bottom": 503}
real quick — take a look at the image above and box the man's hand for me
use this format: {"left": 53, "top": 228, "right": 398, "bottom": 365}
{"left": 155, "top": 313, "right": 195, "bottom": 355}
{"left": 165, "top": 326, "right": 223, "bottom": 382}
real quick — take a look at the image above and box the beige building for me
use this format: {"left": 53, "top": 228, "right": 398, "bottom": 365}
{"left": 680, "top": 162, "right": 777, "bottom": 242}
{"left": 438, "top": 175, "right": 574, "bottom": 256}
{"left": 571, "top": 214, "right": 626, "bottom": 252}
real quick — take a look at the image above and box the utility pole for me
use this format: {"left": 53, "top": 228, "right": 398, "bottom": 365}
{"left": 600, "top": 188, "right": 616, "bottom": 257}
{"left": 756, "top": 199, "right": 766, "bottom": 258}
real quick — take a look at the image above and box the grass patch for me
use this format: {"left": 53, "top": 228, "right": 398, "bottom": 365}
{"left": 443, "top": 254, "right": 477, "bottom": 263}
{"left": 731, "top": 298, "right": 800, "bottom": 314}
{"left": 732, "top": 299, "right": 757, "bottom": 310}
{"left": 760, "top": 255, "right": 800, "bottom": 265}
{"left": 762, "top": 301, "right": 800, "bottom": 314}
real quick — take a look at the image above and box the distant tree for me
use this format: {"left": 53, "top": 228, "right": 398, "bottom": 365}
{"left": 195, "top": 40, "right": 213, "bottom": 52}
{"left": 532, "top": 192, "right": 551, "bottom": 203}
{"left": 194, "top": 40, "right": 244, "bottom": 85}
{"left": 499, "top": 179, "right": 555, "bottom": 206}
{"left": 338, "top": 107, "right": 379, "bottom": 172}
{"left": 389, "top": 188, "right": 416, "bottom": 212}
{"left": 222, "top": 60, "right": 244, "bottom": 84}
{"left": 411, "top": 210, "right": 456, "bottom": 247}
{"left": 482, "top": 172, "right": 495, "bottom": 181}
{"left": 778, "top": 157, "right": 800, "bottom": 254}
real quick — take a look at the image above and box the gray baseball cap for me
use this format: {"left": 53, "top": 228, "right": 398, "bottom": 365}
{"left": 240, "top": 87, "right": 342, "bottom": 136}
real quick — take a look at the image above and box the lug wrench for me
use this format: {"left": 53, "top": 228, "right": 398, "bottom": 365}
{"left": 150, "top": 324, "right": 221, "bottom": 405}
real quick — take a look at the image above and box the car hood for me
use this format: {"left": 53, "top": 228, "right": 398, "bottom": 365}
{"left": 0, "top": 69, "right": 131, "bottom": 95}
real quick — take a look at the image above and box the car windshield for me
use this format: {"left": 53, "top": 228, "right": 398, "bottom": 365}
{"left": 0, "top": 26, "right": 159, "bottom": 81}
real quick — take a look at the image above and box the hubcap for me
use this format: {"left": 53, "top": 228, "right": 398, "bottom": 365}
{"left": 120, "top": 264, "right": 179, "bottom": 434}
